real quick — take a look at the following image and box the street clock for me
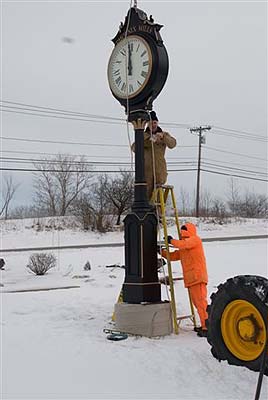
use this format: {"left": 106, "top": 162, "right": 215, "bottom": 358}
{"left": 107, "top": 6, "right": 169, "bottom": 112}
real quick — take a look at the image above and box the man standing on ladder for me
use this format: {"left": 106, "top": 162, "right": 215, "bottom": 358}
{"left": 160, "top": 223, "right": 209, "bottom": 337}
{"left": 131, "top": 111, "right": 177, "bottom": 201}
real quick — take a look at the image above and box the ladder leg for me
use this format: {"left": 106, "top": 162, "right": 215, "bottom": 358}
{"left": 111, "top": 288, "right": 123, "bottom": 322}
{"left": 170, "top": 187, "right": 197, "bottom": 329}
{"left": 187, "top": 289, "right": 198, "bottom": 328}
{"left": 170, "top": 188, "right": 181, "bottom": 239}
{"left": 159, "top": 188, "right": 179, "bottom": 334}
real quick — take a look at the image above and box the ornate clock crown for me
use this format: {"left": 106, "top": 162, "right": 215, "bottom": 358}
{"left": 112, "top": 7, "right": 164, "bottom": 45}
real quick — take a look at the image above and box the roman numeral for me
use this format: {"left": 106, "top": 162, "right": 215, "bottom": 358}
{"left": 137, "top": 80, "right": 142, "bottom": 86}
{"left": 129, "top": 43, "right": 134, "bottom": 51}
{"left": 143, "top": 61, "right": 149, "bottom": 67}
{"left": 115, "top": 76, "right": 122, "bottom": 86}
{"left": 129, "top": 84, "right": 134, "bottom": 93}
{"left": 115, "top": 60, "right": 122, "bottom": 64}
{"left": 113, "top": 69, "right": 120, "bottom": 76}
{"left": 136, "top": 44, "right": 140, "bottom": 52}
{"left": 140, "top": 50, "right": 146, "bottom": 57}
{"left": 120, "top": 49, "right": 126, "bottom": 56}
{"left": 141, "top": 71, "right": 147, "bottom": 78}
{"left": 121, "top": 82, "right": 126, "bottom": 92}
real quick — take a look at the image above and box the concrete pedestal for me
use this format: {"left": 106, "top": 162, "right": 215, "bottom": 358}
{"left": 114, "top": 301, "right": 173, "bottom": 337}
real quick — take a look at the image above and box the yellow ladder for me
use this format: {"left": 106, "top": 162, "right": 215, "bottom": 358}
{"left": 152, "top": 184, "right": 197, "bottom": 334}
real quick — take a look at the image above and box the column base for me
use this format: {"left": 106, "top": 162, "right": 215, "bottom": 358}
{"left": 114, "top": 301, "right": 173, "bottom": 337}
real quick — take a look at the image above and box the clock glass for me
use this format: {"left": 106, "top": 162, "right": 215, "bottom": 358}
{"left": 108, "top": 35, "right": 152, "bottom": 99}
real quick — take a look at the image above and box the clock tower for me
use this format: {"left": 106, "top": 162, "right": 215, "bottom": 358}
{"left": 107, "top": 3, "right": 172, "bottom": 336}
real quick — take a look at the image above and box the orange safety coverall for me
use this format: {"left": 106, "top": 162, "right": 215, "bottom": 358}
{"left": 162, "top": 222, "right": 208, "bottom": 329}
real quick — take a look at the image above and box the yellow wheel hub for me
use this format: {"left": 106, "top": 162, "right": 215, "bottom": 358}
{"left": 221, "top": 300, "right": 266, "bottom": 361}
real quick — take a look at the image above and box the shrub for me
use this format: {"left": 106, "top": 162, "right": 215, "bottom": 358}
{"left": 26, "top": 253, "right": 56, "bottom": 275}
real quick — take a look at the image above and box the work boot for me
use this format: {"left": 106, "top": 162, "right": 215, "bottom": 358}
{"left": 197, "top": 329, "right": 208, "bottom": 338}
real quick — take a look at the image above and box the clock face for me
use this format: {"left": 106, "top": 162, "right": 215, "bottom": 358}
{"left": 108, "top": 35, "right": 152, "bottom": 99}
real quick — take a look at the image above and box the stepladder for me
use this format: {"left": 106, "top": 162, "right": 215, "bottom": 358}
{"left": 151, "top": 184, "right": 197, "bottom": 334}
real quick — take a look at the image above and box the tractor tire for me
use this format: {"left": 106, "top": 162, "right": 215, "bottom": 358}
{"left": 206, "top": 275, "right": 268, "bottom": 375}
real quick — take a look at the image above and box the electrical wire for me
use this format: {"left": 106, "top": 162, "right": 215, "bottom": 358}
{"left": 201, "top": 169, "right": 268, "bottom": 183}
{"left": 205, "top": 146, "right": 267, "bottom": 162}
{"left": 0, "top": 167, "right": 197, "bottom": 174}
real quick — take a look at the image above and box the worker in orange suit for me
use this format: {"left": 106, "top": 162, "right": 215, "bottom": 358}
{"left": 160, "top": 222, "right": 209, "bottom": 337}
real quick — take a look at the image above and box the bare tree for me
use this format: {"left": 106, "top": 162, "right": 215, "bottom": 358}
{"left": 199, "top": 189, "right": 213, "bottom": 217}
{"left": 237, "top": 190, "right": 268, "bottom": 218}
{"left": 33, "top": 154, "right": 92, "bottom": 216}
{"left": 89, "top": 174, "right": 113, "bottom": 232}
{"left": 0, "top": 175, "right": 19, "bottom": 219}
{"left": 72, "top": 194, "right": 95, "bottom": 230}
{"left": 104, "top": 170, "right": 134, "bottom": 225}
{"left": 178, "top": 186, "right": 192, "bottom": 216}
{"left": 226, "top": 178, "right": 240, "bottom": 216}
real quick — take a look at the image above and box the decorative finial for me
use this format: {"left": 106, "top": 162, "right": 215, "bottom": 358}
{"left": 134, "top": 0, "right": 137, "bottom": 8}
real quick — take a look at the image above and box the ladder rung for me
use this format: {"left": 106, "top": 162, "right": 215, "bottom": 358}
{"left": 177, "top": 315, "right": 194, "bottom": 321}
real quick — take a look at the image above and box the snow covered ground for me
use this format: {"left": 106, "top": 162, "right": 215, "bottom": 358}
{"left": 1, "top": 218, "right": 268, "bottom": 399}
{"left": 1, "top": 216, "right": 267, "bottom": 249}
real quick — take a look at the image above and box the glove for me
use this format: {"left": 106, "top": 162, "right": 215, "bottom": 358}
{"left": 167, "top": 235, "right": 173, "bottom": 245}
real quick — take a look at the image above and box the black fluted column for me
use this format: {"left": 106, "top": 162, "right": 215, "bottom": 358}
{"left": 122, "top": 110, "right": 161, "bottom": 303}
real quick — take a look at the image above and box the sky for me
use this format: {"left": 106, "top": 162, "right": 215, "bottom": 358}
{"left": 1, "top": 0, "right": 267, "bottom": 207}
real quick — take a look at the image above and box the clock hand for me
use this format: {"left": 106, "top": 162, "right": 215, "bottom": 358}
{"left": 128, "top": 43, "right": 132, "bottom": 76}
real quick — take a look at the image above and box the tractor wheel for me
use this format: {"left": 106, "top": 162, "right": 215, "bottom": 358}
{"left": 207, "top": 275, "right": 268, "bottom": 374}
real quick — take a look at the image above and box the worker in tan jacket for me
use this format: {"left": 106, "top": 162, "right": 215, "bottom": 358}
{"left": 132, "top": 111, "right": 177, "bottom": 201}
{"left": 160, "top": 222, "right": 209, "bottom": 337}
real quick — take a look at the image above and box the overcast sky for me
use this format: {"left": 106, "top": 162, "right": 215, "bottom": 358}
{"left": 1, "top": 0, "right": 267, "bottom": 207}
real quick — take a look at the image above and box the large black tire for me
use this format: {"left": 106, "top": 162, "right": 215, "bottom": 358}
{"left": 207, "top": 275, "right": 268, "bottom": 375}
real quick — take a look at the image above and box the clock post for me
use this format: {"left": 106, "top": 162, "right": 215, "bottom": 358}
{"left": 108, "top": 5, "right": 172, "bottom": 336}
{"left": 123, "top": 110, "right": 160, "bottom": 304}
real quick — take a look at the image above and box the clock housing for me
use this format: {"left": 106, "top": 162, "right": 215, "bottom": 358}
{"left": 107, "top": 7, "right": 169, "bottom": 113}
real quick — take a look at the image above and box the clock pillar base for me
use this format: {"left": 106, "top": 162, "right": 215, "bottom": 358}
{"left": 114, "top": 302, "right": 173, "bottom": 337}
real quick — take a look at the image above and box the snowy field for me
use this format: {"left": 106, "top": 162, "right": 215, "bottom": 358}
{"left": 1, "top": 218, "right": 268, "bottom": 399}
{"left": 1, "top": 216, "right": 267, "bottom": 250}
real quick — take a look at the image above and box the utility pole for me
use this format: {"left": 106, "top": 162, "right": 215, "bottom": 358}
{"left": 189, "top": 125, "right": 212, "bottom": 217}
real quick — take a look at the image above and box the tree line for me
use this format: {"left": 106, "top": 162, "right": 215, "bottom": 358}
{"left": 1, "top": 154, "right": 267, "bottom": 230}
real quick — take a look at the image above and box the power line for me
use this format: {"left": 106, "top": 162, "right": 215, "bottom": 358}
{"left": 0, "top": 100, "right": 123, "bottom": 121}
{"left": 201, "top": 169, "right": 268, "bottom": 183}
{"left": 205, "top": 146, "right": 267, "bottom": 162}
{"left": 1, "top": 108, "right": 125, "bottom": 126}
{"left": 1, "top": 136, "right": 196, "bottom": 149}
{"left": 2, "top": 156, "right": 267, "bottom": 178}
{"left": 0, "top": 167, "right": 197, "bottom": 174}
{"left": 0, "top": 156, "right": 197, "bottom": 167}
{"left": 212, "top": 125, "right": 266, "bottom": 139}
{"left": 1, "top": 166, "right": 266, "bottom": 183}
{"left": 0, "top": 100, "right": 192, "bottom": 129}
{"left": 1, "top": 151, "right": 266, "bottom": 172}
{"left": 2, "top": 136, "right": 128, "bottom": 148}
{"left": 202, "top": 161, "right": 267, "bottom": 177}
{"left": 1, "top": 101, "right": 265, "bottom": 140}
{"left": 212, "top": 130, "right": 267, "bottom": 143}
{"left": 2, "top": 147, "right": 266, "bottom": 168}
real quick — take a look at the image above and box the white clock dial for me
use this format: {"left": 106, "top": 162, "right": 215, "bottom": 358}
{"left": 108, "top": 35, "right": 152, "bottom": 99}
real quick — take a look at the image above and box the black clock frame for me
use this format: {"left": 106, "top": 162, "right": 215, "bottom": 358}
{"left": 109, "top": 7, "right": 169, "bottom": 113}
